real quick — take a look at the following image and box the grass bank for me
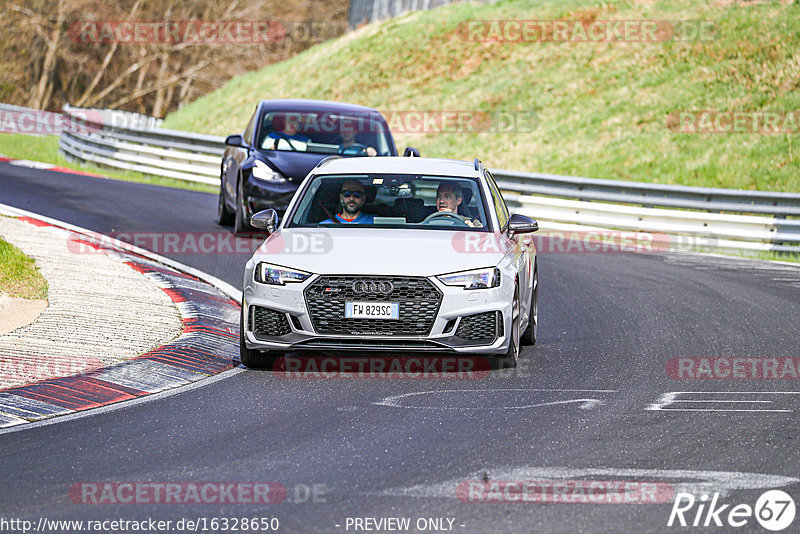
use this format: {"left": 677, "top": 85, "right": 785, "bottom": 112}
{"left": 0, "top": 234, "right": 48, "bottom": 300}
{"left": 164, "top": 0, "right": 800, "bottom": 192}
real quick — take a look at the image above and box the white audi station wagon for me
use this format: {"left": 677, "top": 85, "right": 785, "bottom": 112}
{"left": 240, "top": 156, "right": 539, "bottom": 367}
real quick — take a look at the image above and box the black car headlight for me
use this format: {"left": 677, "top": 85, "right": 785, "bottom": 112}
{"left": 254, "top": 262, "right": 311, "bottom": 285}
{"left": 252, "top": 160, "right": 288, "bottom": 183}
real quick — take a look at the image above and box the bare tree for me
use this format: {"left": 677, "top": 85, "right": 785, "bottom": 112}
{"left": 0, "top": 0, "right": 349, "bottom": 116}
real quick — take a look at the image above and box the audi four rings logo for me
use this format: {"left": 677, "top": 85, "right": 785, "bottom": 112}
{"left": 352, "top": 280, "right": 394, "bottom": 294}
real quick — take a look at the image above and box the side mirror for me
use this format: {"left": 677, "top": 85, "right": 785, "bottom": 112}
{"left": 225, "top": 134, "right": 245, "bottom": 147}
{"left": 403, "top": 147, "right": 420, "bottom": 157}
{"left": 250, "top": 209, "right": 278, "bottom": 233}
{"left": 507, "top": 213, "right": 539, "bottom": 235}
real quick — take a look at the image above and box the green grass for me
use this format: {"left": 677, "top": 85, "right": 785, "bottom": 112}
{"left": 719, "top": 249, "right": 800, "bottom": 264}
{"left": 0, "top": 134, "right": 215, "bottom": 193}
{"left": 0, "top": 235, "right": 48, "bottom": 300}
{"left": 164, "top": 0, "right": 800, "bottom": 192}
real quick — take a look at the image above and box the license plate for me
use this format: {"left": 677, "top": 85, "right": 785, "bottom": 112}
{"left": 345, "top": 301, "right": 399, "bottom": 319}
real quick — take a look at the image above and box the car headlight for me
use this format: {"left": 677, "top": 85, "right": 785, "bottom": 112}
{"left": 437, "top": 267, "right": 500, "bottom": 290}
{"left": 252, "top": 160, "right": 287, "bottom": 183}
{"left": 254, "top": 262, "right": 311, "bottom": 285}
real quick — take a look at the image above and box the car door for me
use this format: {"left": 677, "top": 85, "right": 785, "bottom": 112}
{"left": 486, "top": 170, "right": 533, "bottom": 314}
{"left": 224, "top": 108, "right": 259, "bottom": 202}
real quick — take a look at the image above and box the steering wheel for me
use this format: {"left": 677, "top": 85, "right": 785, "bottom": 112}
{"left": 421, "top": 211, "right": 470, "bottom": 226}
{"left": 271, "top": 132, "right": 298, "bottom": 151}
{"left": 340, "top": 143, "right": 368, "bottom": 156}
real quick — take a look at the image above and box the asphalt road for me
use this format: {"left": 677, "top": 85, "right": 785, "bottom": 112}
{"left": 2, "top": 163, "right": 800, "bottom": 533}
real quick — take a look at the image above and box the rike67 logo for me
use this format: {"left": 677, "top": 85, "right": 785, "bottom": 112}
{"left": 668, "top": 490, "right": 796, "bottom": 531}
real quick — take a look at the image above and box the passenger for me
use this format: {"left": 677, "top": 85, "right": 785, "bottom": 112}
{"left": 435, "top": 182, "right": 482, "bottom": 228}
{"left": 321, "top": 180, "right": 375, "bottom": 224}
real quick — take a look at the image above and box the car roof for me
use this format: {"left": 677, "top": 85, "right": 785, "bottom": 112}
{"left": 258, "top": 99, "right": 383, "bottom": 115}
{"left": 313, "top": 157, "right": 482, "bottom": 178}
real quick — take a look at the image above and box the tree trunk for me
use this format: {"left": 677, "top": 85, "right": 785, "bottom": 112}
{"left": 30, "top": 0, "right": 64, "bottom": 109}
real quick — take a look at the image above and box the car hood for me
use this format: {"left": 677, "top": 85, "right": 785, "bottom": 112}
{"left": 259, "top": 151, "right": 327, "bottom": 181}
{"left": 253, "top": 228, "right": 512, "bottom": 276}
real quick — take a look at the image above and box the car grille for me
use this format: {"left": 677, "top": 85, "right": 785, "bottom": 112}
{"left": 455, "top": 311, "right": 500, "bottom": 342}
{"left": 251, "top": 306, "right": 292, "bottom": 339}
{"left": 304, "top": 276, "right": 442, "bottom": 336}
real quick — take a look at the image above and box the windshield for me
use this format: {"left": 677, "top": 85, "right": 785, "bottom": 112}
{"left": 257, "top": 111, "right": 393, "bottom": 156}
{"left": 287, "top": 174, "right": 491, "bottom": 231}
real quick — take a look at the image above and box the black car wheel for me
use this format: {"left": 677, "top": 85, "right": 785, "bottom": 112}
{"left": 233, "top": 175, "right": 252, "bottom": 235}
{"left": 522, "top": 266, "right": 538, "bottom": 346}
{"left": 216, "top": 178, "right": 234, "bottom": 226}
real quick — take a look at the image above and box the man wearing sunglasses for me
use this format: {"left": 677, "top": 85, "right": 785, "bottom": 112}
{"left": 321, "top": 180, "right": 375, "bottom": 224}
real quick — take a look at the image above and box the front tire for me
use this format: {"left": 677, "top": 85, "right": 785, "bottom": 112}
{"left": 522, "top": 267, "right": 538, "bottom": 346}
{"left": 216, "top": 178, "right": 234, "bottom": 226}
{"left": 497, "top": 283, "right": 520, "bottom": 368}
{"left": 234, "top": 176, "right": 252, "bottom": 235}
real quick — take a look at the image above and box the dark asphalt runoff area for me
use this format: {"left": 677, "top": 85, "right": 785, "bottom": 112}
{"left": 1, "top": 162, "right": 800, "bottom": 533}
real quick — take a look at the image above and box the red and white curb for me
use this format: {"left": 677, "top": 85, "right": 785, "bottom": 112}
{"left": 0, "top": 155, "right": 108, "bottom": 178}
{"left": 0, "top": 205, "right": 243, "bottom": 429}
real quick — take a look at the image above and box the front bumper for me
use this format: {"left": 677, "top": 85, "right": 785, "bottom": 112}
{"left": 243, "top": 177, "right": 299, "bottom": 217}
{"left": 241, "top": 271, "right": 514, "bottom": 355}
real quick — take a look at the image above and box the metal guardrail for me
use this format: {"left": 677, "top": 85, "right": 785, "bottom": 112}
{"left": 51, "top": 105, "right": 800, "bottom": 254}
{"left": 348, "top": 0, "right": 473, "bottom": 27}
{"left": 492, "top": 169, "right": 800, "bottom": 217}
{"left": 59, "top": 105, "right": 223, "bottom": 186}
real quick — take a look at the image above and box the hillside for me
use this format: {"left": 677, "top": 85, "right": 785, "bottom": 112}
{"left": 163, "top": 0, "right": 800, "bottom": 191}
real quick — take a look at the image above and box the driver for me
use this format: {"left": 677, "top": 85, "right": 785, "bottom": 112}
{"left": 321, "top": 180, "right": 375, "bottom": 224}
{"left": 436, "top": 182, "right": 482, "bottom": 228}
{"left": 266, "top": 114, "right": 310, "bottom": 150}
{"left": 338, "top": 130, "right": 377, "bottom": 157}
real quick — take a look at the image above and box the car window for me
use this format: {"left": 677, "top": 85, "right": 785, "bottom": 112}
{"left": 287, "top": 174, "right": 491, "bottom": 231}
{"left": 485, "top": 170, "right": 509, "bottom": 230}
{"left": 256, "top": 111, "right": 393, "bottom": 156}
{"left": 243, "top": 109, "right": 258, "bottom": 146}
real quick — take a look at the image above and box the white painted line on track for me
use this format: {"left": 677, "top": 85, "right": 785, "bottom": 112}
{"left": 647, "top": 391, "right": 800, "bottom": 413}
{"left": 373, "top": 388, "right": 617, "bottom": 410}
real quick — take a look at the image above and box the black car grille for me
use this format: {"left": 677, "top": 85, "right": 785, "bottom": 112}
{"left": 304, "top": 276, "right": 442, "bottom": 336}
{"left": 251, "top": 306, "right": 292, "bottom": 339}
{"left": 455, "top": 311, "right": 499, "bottom": 342}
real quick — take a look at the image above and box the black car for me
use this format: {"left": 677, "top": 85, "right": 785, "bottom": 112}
{"left": 217, "top": 99, "right": 414, "bottom": 233}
